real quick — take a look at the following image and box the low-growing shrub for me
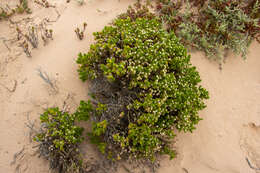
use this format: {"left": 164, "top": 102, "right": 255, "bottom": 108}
{"left": 122, "top": 0, "right": 260, "bottom": 67}
{"left": 77, "top": 17, "right": 209, "bottom": 161}
{"left": 155, "top": 0, "right": 260, "bottom": 66}
{"left": 34, "top": 106, "right": 90, "bottom": 173}
{"left": 0, "top": 0, "right": 31, "bottom": 21}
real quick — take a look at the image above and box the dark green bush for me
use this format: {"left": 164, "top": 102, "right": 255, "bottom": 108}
{"left": 77, "top": 18, "right": 209, "bottom": 161}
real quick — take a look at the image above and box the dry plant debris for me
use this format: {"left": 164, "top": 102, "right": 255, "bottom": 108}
{"left": 34, "top": 0, "right": 56, "bottom": 8}
{"left": 36, "top": 68, "right": 58, "bottom": 93}
{"left": 0, "top": 80, "right": 17, "bottom": 92}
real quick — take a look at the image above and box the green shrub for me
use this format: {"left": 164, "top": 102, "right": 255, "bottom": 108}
{"left": 34, "top": 107, "right": 90, "bottom": 173}
{"left": 0, "top": 0, "right": 31, "bottom": 21}
{"left": 155, "top": 0, "right": 260, "bottom": 66}
{"left": 77, "top": 18, "right": 209, "bottom": 161}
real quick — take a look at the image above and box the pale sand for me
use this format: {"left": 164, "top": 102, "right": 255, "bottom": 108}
{"left": 0, "top": 0, "right": 259, "bottom": 173}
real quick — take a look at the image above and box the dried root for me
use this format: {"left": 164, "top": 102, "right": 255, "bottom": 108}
{"left": 34, "top": 0, "right": 55, "bottom": 8}
{"left": 75, "top": 22, "right": 87, "bottom": 40}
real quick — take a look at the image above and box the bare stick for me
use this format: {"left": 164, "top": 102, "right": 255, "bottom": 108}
{"left": 25, "top": 113, "right": 37, "bottom": 142}
{"left": 122, "top": 164, "right": 133, "bottom": 173}
{"left": 34, "top": 0, "right": 56, "bottom": 8}
{"left": 10, "top": 147, "right": 25, "bottom": 165}
{"left": 246, "top": 157, "right": 260, "bottom": 170}
{"left": 0, "top": 37, "right": 11, "bottom": 51}
{"left": 45, "top": 9, "right": 60, "bottom": 23}
{"left": 182, "top": 168, "right": 189, "bottom": 173}
{"left": 36, "top": 68, "right": 57, "bottom": 93}
{"left": 0, "top": 80, "right": 17, "bottom": 92}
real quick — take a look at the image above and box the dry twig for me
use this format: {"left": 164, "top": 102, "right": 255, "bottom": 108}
{"left": 25, "top": 113, "right": 37, "bottom": 142}
{"left": 10, "top": 147, "right": 25, "bottom": 166}
{"left": 34, "top": 0, "right": 55, "bottom": 8}
{"left": 36, "top": 68, "right": 58, "bottom": 94}
{"left": 246, "top": 157, "right": 260, "bottom": 170}
{"left": 0, "top": 80, "right": 17, "bottom": 92}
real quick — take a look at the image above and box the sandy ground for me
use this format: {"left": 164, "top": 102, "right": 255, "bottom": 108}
{"left": 0, "top": 0, "right": 259, "bottom": 173}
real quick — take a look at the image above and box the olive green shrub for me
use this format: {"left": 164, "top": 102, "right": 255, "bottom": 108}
{"left": 34, "top": 105, "right": 91, "bottom": 173}
{"left": 77, "top": 17, "right": 209, "bottom": 161}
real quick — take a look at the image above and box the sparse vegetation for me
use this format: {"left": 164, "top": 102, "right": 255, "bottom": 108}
{"left": 75, "top": 22, "right": 87, "bottom": 40}
{"left": 34, "top": 0, "right": 55, "bottom": 8}
{"left": 120, "top": 0, "right": 260, "bottom": 67}
{"left": 77, "top": 18, "right": 209, "bottom": 161}
{"left": 34, "top": 107, "right": 88, "bottom": 173}
{"left": 0, "top": 0, "right": 31, "bottom": 21}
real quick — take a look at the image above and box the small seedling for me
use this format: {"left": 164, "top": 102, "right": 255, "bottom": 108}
{"left": 75, "top": 22, "right": 87, "bottom": 40}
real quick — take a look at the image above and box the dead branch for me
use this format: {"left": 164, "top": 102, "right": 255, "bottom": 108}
{"left": 25, "top": 113, "right": 37, "bottom": 142}
{"left": 8, "top": 17, "right": 33, "bottom": 25}
{"left": 10, "top": 147, "right": 25, "bottom": 166}
{"left": 45, "top": 9, "right": 61, "bottom": 23}
{"left": 246, "top": 157, "right": 260, "bottom": 170}
{"left": 34, "top": 0, "right": 56, "bottom": 8}
{"left": 122, "top": 164, "right": 133, "bottom": 173}
{"left": 36, "top": 68, "right": 58, "bottom": 93}
{"left": 0, "top": 37, "right": 11, "bottom": 51}
{"left": 0, "top": 80, "right": 17, "bottom": 92}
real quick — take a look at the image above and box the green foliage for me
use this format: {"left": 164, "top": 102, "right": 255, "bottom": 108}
{"left": 0, "top": 0, "right": 31, "bottom": 21}
{"left": 74, "top": 100, "right": 93, "bottom": 121}
{"left": 141, "top": 0, "right": 260, "bottom": 65}
{"left": 177, "top": 0, "right": 257, "bottom": 62}
{"left": 128, "top": 0, "right": 260, "bottom": 65}
{"left": 34, "top": 107, "right": 86, "bottom": 173}
{"left": 117, "top": 1, "right": 155, "bottom": 21}
{"left": 77, "top": 18, "right": 209, "bottom": 160}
